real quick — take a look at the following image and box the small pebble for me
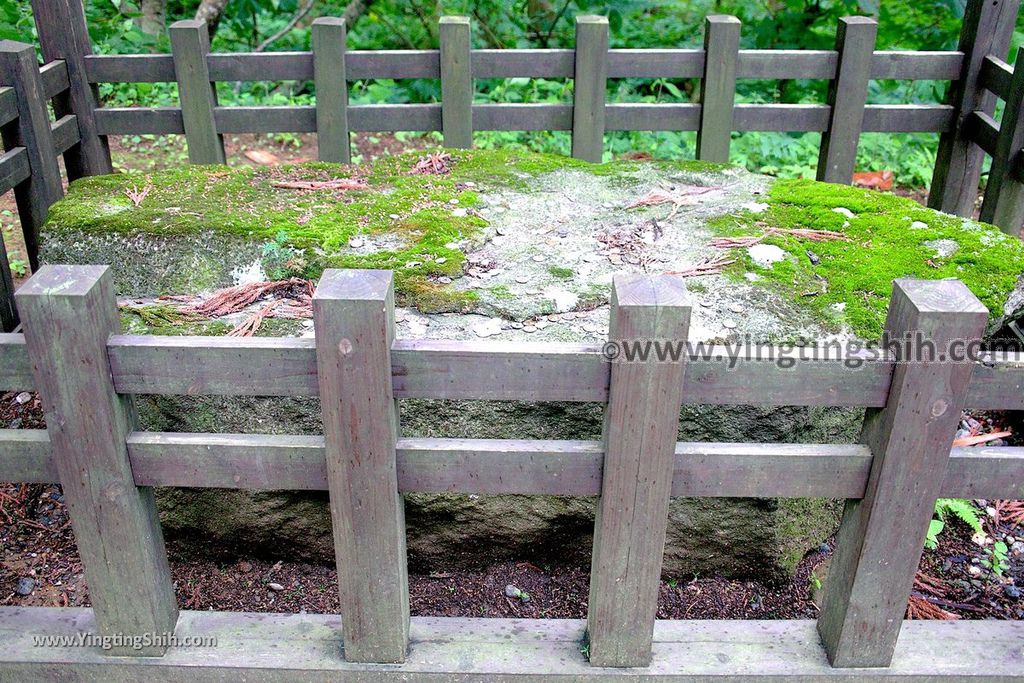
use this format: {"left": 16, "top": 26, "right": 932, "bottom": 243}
{"left": 388, "top": 213, "right": 400, "bottom": 220}
{"left": 1004, "top": 585, "right": 1022, "bottom": 600}
{"left": 15, "top": 392, "right": 31, "bottom": 405}
{"left": 532, "top": 255, "right": 546, "bottom": 262}
{"left": 523, "top": 325, "right": 537, "bottom": 333}
{"left": 15, "top": 578, "right": 34, "bottom": 596}
{"left": 832, "top": 207, "right": 855, "bottom": 219}
{"left": 722, "top": 320, "right": 737, "bottom": 329}
{"left": 515, "top": 276, "right": 530, "bottom": 284}
{"left": 504, "top": 584, "right": 521, "bottom": 599}
{"left": 268, "top": 582, "right": 285, "bottom": 592}
{"left": 728, "top": 303, "right": 743, "bottom": 314}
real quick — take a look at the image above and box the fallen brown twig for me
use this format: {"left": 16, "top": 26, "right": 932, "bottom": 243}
{"left": 270, "top": 178, "right": 369, "bottom": 191}
{"left": 664, "top": 256, "right": 736, "bottom": 278}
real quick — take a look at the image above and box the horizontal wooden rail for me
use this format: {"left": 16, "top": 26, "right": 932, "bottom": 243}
{"left": 0, "top": 333, "right": 1020, "bottom": 409}
{"left": 49, "top": 114, "right": 80, "bottom": 155}
{"left": 964, "top": 109, "right": 1000, "bottom": 155}
{"left": 0, "top": 147, "right": 30, "bottom": 195}
{"left": 2, "top": 429, "right": 1022, "bottom": 500}
{"left": 1, "top": 609, "right": 1021, "bottom": 681}
{"left": 38, "top": 59, "right": 69, "bottom": 100}
{"left": 0, "top": 86, "right": 17, "bottom": 126}
{"left": 82, "top": 49, "right": 964, "bottom": 85}
{"left": 90, "top": 102, "right": 957, "bottom": 136}
{"left": 980, "top": 54, "right": 1014, "bottom": 99}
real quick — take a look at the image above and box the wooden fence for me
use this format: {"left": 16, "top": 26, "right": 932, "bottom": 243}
{"left": 2, "top": 0, "right": 1024, "bottom": 334}
{"left": 0, "top": 264, "right": 1023, "bottom": 679}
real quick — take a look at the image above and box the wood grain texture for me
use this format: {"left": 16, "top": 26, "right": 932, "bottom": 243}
{"left": 963, "top": 110, "right": 999, "bottom": 156}
{"left": 50, "top": 114, "right": 81, "bottom": 155}
{"left": 816, "top": 17, "right": 877, "bottom": 184}
{"left": 979, "top": 45, "right": 1024, "bottom": 234}
{"left": 440, "top": 16, "right": 472, "bottom": 149}
{"left": 0, "top": 40, "right": 64, "bottom": 271}
{"left": 697, "top": 15, "right": 740, "bottom": 163}
{"left": 313, "top": 269, "right": 408, "bottom": 663}
{"left": 29, "top": 0, "right": 112, "bottom": 177}
{"left": 571, "top": 16, "right": 608, "bottom": 162}
{"left": 38, "top": 60, "right": 69, "bottom": 99}
{"left": 170, "top": 20, "right": 225, "bottom": 164}
{"left": 929, "top": 0, "right": 1020, "bottom": 216}
{"left": 14, "top": 266, "right": 178, "bottom": 656}
{"left": 980, "top": 55, "right": 1013, "bottom": 100}
{"left": 0, "top": 333, "right": 31, "bottom": 389}
{"left": 817, "top": 278, "right": 988, "bottom": 668}
{"left": 312, "top": 18, "right": 350, "bottom": 163}
{"left": 0, "top": 429, "right": 55, "bottom": 482}
{"left": 587, "top": 275, "right": 691, "bottom": 667}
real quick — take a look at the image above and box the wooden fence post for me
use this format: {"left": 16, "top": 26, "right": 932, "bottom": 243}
{"left": 929, "top": 0, "right": 1020, "bottom": 216}
{"left": 979, "top": 46, "right": 1024, "bottom": 235}
{"left": 697, "top": 15, "right": 740, "bottom": 164}
{"left": 15, "top": 265, "right": 179, "bottom": 656}
{"left": 586, "top": 274, "right": 691, "bottom": 667}
{"left": 170, "top": 20, "right": 226, "bottom": 165}
{"left": 817, "top": 278, "right": 987, "bottom": 667}
{"left": 440, "top": 16, "right": 473, "bottom": 149}
{"left": 816, "top": 17, "right": 877, "bottom": 184}
{"left": 313, "top": 17, "right": 350, "bottom": 164}
{"left": 572, "top": 16, "right": 608, "bottom": 163}
{"left": 0, "top": 232, "right": 15, "bottom": 331}
{"left": 0, "top": 41, "right": 64, "bottom": 271}
{"left": 313, "top": 269, "right": 408, "bottom": 663}
{"left": 29, "top": 0, "right": 113, "bottom": 178}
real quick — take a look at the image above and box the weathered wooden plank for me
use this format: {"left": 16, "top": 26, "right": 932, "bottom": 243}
{"left": 979, "top": 46, "right": 1024, "bottom": 234}
{"left": 929, "top": 0, "right": 1020, "bottom": 216}
{"left": 0, "top": 333, "right": 31, "bottom": 389}
{"left": 346, "top": 51, "right": 439, "bottom": 79}
{"left": 0, "top": 430, "right": 55, "bottom": 482}
{"left": 314, "top": 270, "right": 408, "bottom": 663}
{"left": 818, "top": 279, "right": 988, "bottom": 668}
{"left": 349, "top": 104, "right": 441, "bottom": 131}
{"left": 817, "top": 17, "right": 877, "bottom": 184}
{"left": 737, "top": 50, "right": 835, "bottom": 79}
{"left": 473, "top": 49, "right": 575, "bottom": 78}
{"left": 0, "top": 40, "right": 64, "bottom": 271}
{"left": 84, "top": 54, "right": 177, "bottom": 83}
{"left": 607, "top": 49, "right": 704, "bottom": 78}
{"left": 963, "top": 109, "right": 999, "bottom": 156}
{"left": 49, "top": 114, "right": 80, "bottom": 155}
{"left": 170, "top": 19, "right": 225, "bottom": 164}
{"left": 587, "top": 275, "right": 690, "bottom": 667}
{"left": 15, "top": 266, "right": 178, "bottom": 656}
{"left": 30, "top": 0, "right": 112, "bottom": 177}
{"left": 861, "top": 104, "right": 955, "bottom": 133}
{"left": 571, "top": 16, "right": 608, "bottom": 163}
{"left": 0, "top": 236, "right": 15, "bottom": 331}
{"left": 94, "top": 107, "right": 185, "bottom": 135}
{"left": 473, "top": 103, "right": 573, "bottom": 131}
{"left": 0, "top": 146, "right": 29, "bottom": 198}
{"left": 733, "top": 104, "right": 830, "bottom": 132}
{"left": 697, "top": 15, "right": 740, "bottom": 163}
{"left": 605, "top": 103, "right": 700, "bottom": 131}
{"left": 37, "top": 60, "right": 69, "bottom": 99}
{"left": 869, "top": 51, "right": 963, "bottom": 80}
{"left": 0, "top": 86, "right": 15, "bottom": 126}
{"left": 313, "top": 18, "right": 350, "bottom": 163}
{"left": 101, "top": 333, "right": 1024, "bottom": 410}
{"left": 3, "top": 608, "right": 1024, "bottom": 681}
{"left": 440, "top": 16, "right": 472, "bottom": 149}
{"left": 215, "top": 105, "right": 316, "bottom": 133}
{"left": 980, "top": 55, "right": 1013, "bottom": 100}
{"left": 208, "top": 52, "right": 312, "bottom": 81}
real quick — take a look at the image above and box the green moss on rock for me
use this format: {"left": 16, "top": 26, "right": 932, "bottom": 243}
{"left": 710, "top": 179, "right": 1024, "bottom": 338}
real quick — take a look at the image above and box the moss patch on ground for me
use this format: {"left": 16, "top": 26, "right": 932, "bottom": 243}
{"left": 709, "top": 179, "right": 1024, "bottom": 338}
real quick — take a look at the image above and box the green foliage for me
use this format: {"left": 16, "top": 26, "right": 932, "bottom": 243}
{"left": 985, "top": 541, "right": 1010, "bottom": 576}
{"left": 260, "top": 229, "right": 306, "bottom": 280}
{"left": 6, "top": 254, "right": 27, "bottom": 278}
{"left": 925, "top": 498, "right": 984, "bottom": 550}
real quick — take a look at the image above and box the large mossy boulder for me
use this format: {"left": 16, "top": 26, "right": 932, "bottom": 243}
{"left": 41, "top": 149, "right": 1024, "bottom": 583}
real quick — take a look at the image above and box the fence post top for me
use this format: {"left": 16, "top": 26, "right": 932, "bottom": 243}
{"left": 439, "top": 15, "right": 471, "bottom": 25}
{"left": 170, "top": 18, "right": 207, "bottom": 31}
{"left": 314, "top": 268, "right": 393, "bottom": 301}
{"left": 312, "top": 16, "right": 346, "bottom": 28}
{"left": 840, "top": 15, "right": 879, "bottom": 26}
{"left": 0, "top": 40, "right": 34, "bottom": 54}
{"left": 14, "top": 264, "right": 109, "bottom": 298}
{"left": 611, "top": 273, "right": 691, "bottom": 309}
{"left": 891, "top": 277, "right": 988, "bottom": 314}
{"left": 576, "top": 15, "right": 609, "bottom": 26}
{"left": 705, "top": 15, "right": 741, "bottom": 25}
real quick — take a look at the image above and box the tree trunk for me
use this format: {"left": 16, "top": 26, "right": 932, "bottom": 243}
{"left": 194, "top": 0, "right": 230, "bottom": 37}
{"left": 138, "top": 0, "right": 166, "bottom": 36}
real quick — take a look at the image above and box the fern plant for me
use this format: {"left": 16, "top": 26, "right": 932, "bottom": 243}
{"left": 925, "top": 498, "right": 983, "bottom": 550}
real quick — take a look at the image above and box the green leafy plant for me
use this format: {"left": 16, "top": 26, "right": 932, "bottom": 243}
{"left": 7, "top": 255, "right": 27, "bottom": 278}
{"left": 260, "top": 230, "right": 306, "bottom": 280}
{"left": 985, "top": 541, "right": 1010, "bottom": 576}
{"left": 925, "top": 498, "right": 984, "bottom": 550}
